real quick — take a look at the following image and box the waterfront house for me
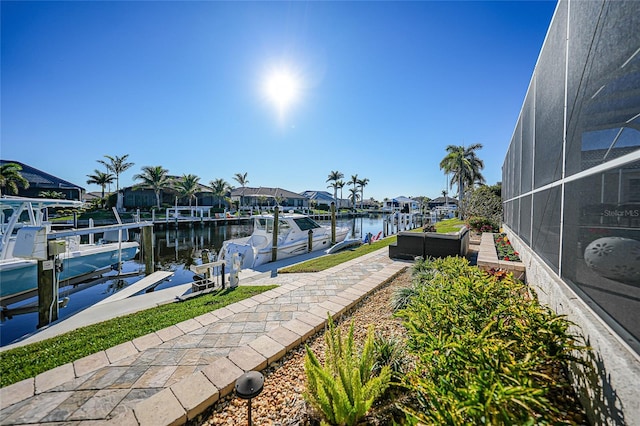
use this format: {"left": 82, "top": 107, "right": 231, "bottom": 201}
{"left": 0, "top": 159, "right": 84, "bottom": 201}
{"left": 299, "top": 190, "right": 350, "bottom": 209}
{"left": 231, "top": 186, "right": 308, "bottom": 210}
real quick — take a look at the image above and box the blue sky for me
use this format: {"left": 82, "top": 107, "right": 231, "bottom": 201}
{"left": 1, "top": 0, "right": 557, "bottom": 202}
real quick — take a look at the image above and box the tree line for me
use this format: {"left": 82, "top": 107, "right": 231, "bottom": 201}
{"left": 2, "top": 143, "right": 489, "bottom": 218}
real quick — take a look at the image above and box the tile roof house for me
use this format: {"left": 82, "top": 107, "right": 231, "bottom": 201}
{"left": 0, "top": 159, "right": 84, "bottom": 200}
{"left": 230, "top": 187, "right": 308, "bottom": 209}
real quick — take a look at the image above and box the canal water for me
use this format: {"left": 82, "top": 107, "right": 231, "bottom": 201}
{"left": 0, "top": 215, "right": 393, "bottom": 347}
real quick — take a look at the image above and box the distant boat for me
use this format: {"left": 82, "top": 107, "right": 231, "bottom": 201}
{"left": 0, "top": 197, "right": 139, "bottom": 302}
{"left": 219, "top": 212, "right": 349, "bottom": 269}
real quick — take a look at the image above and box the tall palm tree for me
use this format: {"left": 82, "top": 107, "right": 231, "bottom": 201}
{"left": 0, "top": 162, "right": 30, "bottom": 196}
{"left": 350, "top": 174, "right": 359, "bottom": 210}
{"left": 98, "top": 154, "right": 134, "bottom": 193}
{"left": 133, "top": 166, "right": 171, "bottom": 209}
{"left": 175, "top": 174, "right": 200, "bottom": 207}
{"left": 357, "top": 177, "right": 369, "bottom": 209}
{"left": 86, "top": 170, "right": 115, "bottom": 208}
{"left": 439, "top": 144, "right": 485, "bottom": 216}
{"left": 326, "top": 170, "right": 344, "bottom": 204}
{"left": 233, "top": 172, "right": 249, "bottom": 209}
{"left": 348, "top": 187, "right": 360, "bottom": 209}
{"left": 336, "top": 180, "right": 345, "bottom": 209}
{"left": 209, "top": 178, "right": 231, "bottom": 208}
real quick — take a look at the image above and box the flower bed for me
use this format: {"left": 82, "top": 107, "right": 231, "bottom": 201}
{"left": 494, "top": 232, "right": 521, "bottom": 261}
{"left": 477, "top": 232, "right": 526, "bottom": 281}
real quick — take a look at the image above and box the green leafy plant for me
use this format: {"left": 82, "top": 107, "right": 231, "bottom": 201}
{"left": 467, "top": 216, "right": 499, "bottom": 233}
{"left": 372, "top": 333, "right": 408, "bottom": 382}
{"left": 395, "top": 256, "right": 588, "bottom": 425}
{"left": 304, "top": 315, "right": 391, "bottom": 426}
{"left": 390, "top": 286, "right": 419, "bottom": 312}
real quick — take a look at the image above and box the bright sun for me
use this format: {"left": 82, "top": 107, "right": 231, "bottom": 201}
{"left": 263, "top": 67, "right": 301, "bottom": 117}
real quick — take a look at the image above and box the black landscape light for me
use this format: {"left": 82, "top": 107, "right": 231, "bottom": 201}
{"left": 234, "top": 371, "right": 264, "bottom": 426}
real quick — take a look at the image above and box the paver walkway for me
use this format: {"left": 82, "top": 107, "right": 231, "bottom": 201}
{"left": 0, "top": 248, "right": 408, "bottom": 425}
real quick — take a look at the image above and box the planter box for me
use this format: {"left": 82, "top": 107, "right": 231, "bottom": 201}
{"left": 477, "top": 233, "right": 526, "bottom": 281}
{"left": 389, "top": 226, "right": 469, "bottom": 260}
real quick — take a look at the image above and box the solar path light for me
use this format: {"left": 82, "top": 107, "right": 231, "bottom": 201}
{"left": 234, "top": 371, "right": 264, "bottom": 426}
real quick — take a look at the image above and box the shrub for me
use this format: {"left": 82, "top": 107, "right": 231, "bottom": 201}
{"left": 396, "top": 256, "right": 588, "bottom": 424}
{"left": 422, "top": 224, "right": 436, "bottom": 232}
{"left": 304, "top": 315, "right": 391, "bottom": 426}
{"left": 372, "top": 333, "right": 408, "bottom": 382}
{"left": 464, "top": 185, "right": 503, "bottom": 225}
{"left": 390, "top": 286, "right": 418, "bottom": 312}
{"left": 467, "top": 216, "right": 499, "bottom": 233}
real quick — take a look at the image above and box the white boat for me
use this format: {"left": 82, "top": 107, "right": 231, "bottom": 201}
{"left": 219, "top": 213, "right": 350, "bottom": 269}
{"left": 0, "top": 197, "right": 139, "bottom": 302}
{"left": 325, "top": 238, "right": 363, "bottom": 254}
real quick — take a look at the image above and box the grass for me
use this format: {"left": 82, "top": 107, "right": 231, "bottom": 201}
{"left": 0, "top": 218, "right": 461, "bottom": 387}
{"left": 433, "top": 217, "right": 466, "bottom": 233}
{"left": 279, "top": 236, "right": 397, "bottom": 273}
{"left": 0, "top": 285, "right": 276, "bottom": 388}
{"left": 279, "top": 218, "right": 464, "bottom": 274}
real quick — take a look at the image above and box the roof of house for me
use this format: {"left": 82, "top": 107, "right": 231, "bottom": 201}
{"left": 429, "top": 196, "right": 458, "bottom": 204}
{"left": 0, "top": 159, "right": 84, "bottom": 191}
{"left": 230, "top": 186, "right": 305, "bottom": 199}
{"left": 300, "top": 190, "right": 335, "bottom": 202}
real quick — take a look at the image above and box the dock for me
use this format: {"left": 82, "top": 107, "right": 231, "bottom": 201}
{"left": 94, "top": 271, "right": 175, "bottom": 305}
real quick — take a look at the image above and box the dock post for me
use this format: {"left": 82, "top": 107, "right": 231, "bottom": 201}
{"left": 331, "top": 202, "right": 336, "bottom": 245}
{"left": 271, "top": 206, "right": 279, "bottom": 262}
{"left": 37, "top": 256, "right": 57, "bottom": 328}
{"left": 308, "top": 229, "right": 313, "bottom": 252}
{"left": 142, "top": 225, "right": 154, "bottom": 275}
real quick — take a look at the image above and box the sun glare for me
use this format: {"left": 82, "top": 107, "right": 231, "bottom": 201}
{"left": 263, "top": 67, "right": 301, "bottom": 118}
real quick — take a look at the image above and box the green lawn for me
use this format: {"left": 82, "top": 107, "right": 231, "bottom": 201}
{"left": 0, "top": 285, "right": 276, "bottom": 388}
{"left": 433, "top": 217, "right": 467, "bottom": 233}
{"left": 279, "top": 236, "right": 397, "bottom": 273}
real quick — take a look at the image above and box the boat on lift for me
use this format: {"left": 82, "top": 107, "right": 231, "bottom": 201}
{"left": 219, "top": 212, "right": 350, "bottom": 269}
{"left": 0, "top": 196, "right": 139, "bottom": 303}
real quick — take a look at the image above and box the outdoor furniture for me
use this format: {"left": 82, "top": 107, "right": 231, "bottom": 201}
{"left": 388, "top": 226, "right": 469, "bottom": 260}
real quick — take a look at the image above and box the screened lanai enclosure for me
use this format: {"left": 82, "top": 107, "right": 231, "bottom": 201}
{"left": 501, "top": 0, "right": 640, "bottom": 423}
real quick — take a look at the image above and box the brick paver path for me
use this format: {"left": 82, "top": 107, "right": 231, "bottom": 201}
{"left": 0, "top": 248, "right": 407, "bottom": 425}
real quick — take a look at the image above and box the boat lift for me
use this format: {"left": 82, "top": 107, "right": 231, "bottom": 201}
{"left": 3, "top": 202, "right": 156, "bottom": 327}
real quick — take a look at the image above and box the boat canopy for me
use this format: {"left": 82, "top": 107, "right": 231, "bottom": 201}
{"left": 253, "top": 214, "right": 321, "bottom": 235}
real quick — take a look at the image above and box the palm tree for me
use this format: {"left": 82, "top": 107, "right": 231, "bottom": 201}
{"left": 439, "top": 144, "right": 485, "bottom": 216}
{"left": 0, "top": 162, "right": 30, "bottom": 196}
{"left": 357, "top": 177, "right": 369, "bottom": 209}
{"left": 175, "top": 174, "right": 200, "bottom": 207}
{"left": 86, "top": 170, "right": 115, "bottom": 207}
{"left": 233, "top": 172, "right": 249, "bottom": 209}
{"left": 336, "top": 180, "right": 345, "bottom": 209}
{"left": 209, "top": 178, "right": 231, "bottom": 209}
{"left": 133, "top": 166, "right": 171, "bottom": 209}
{"left": 326, "top": 170, "right": 344, "bottom": 204}
{"left": 98, "top": 154, "right": 134, "bottom": 193}
{"left": 350, "top": 174, "right": 359, "bottom": 210}
{"left": 348, "top": 187, "right": 360, "bottom": 209}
